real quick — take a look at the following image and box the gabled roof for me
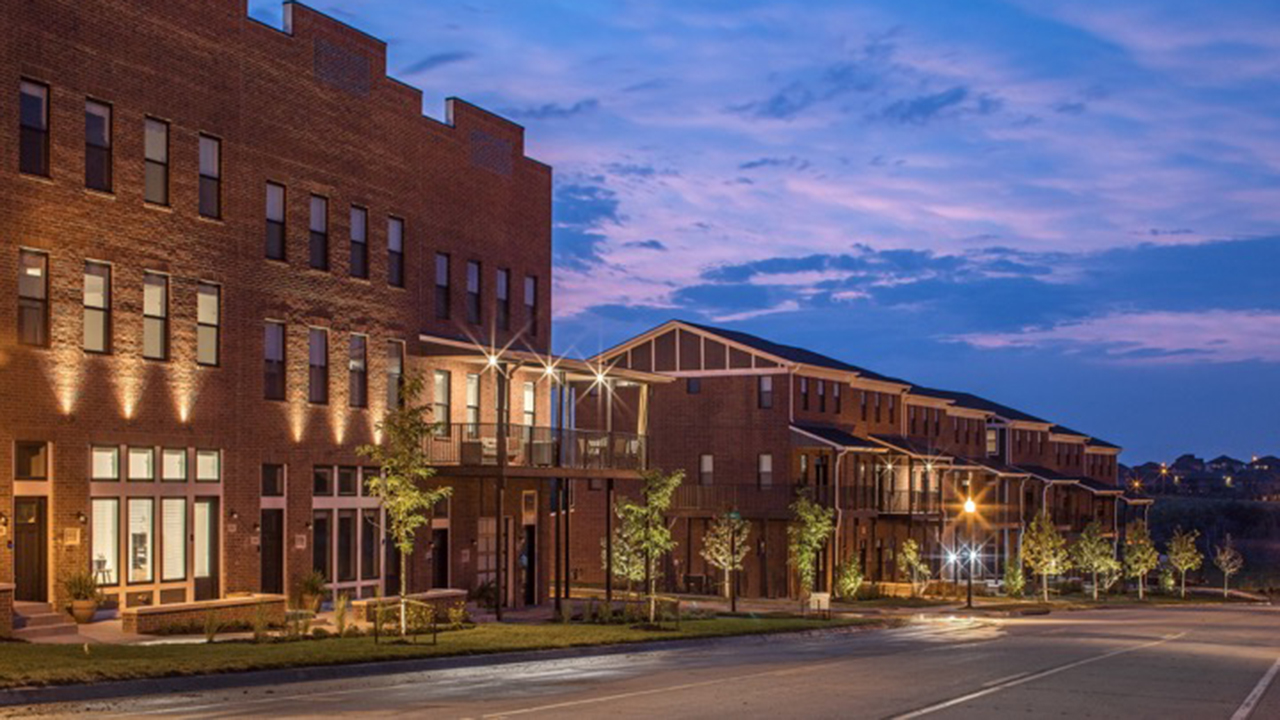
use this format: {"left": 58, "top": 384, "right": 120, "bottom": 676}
{"left": 1016, "top": 465, "right": 1081, "bottom": 485}
{"left": 909, "top": 386, "right": 1050, "bottom": 424}
{"left": 791, "top": 424, "right": 886, "bottom": 452}
{"left": 1209, "top": 455, "right": 1245, "bottom": 465}
{"left": 1050, "top": 424, "right": 1090, "bottom": 439}
{"left": 1086, "top": 436, "right": 1122, "bottom": 450}
{"left": 678, "top": 321, "right": 909, "bottom": 384}
{"left": 1076, "top": 477, "right": 1123, "bottom": 495}
{"left": 958, "top": 456, "right": 1031, "bottom": 477}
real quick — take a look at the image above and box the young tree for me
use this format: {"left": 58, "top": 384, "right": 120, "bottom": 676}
{"left": 615, "top": 469, "right": 684, "bottom": 623}
{"left": 357, "top": 373, "right": 453, "bottom": 637}
{"left": 601, "top": 504, "right": 645, "bottom": 596}
{"left": 1004, "top": 557, "right": 1025, "bottom": 599}
{"left": 835, "top": 555, "right": 865, "bottom": 601}
{"left": 1123, "top": 520, "right": 1159, "bottom": 600}
{"left": 1167, "top": 527, "right": 1203, "bottom": 599}
{"left": 700, "top": 511, "right": 751, "bottom": 599}
{"left": 899, "top": 538, "right": 932, "bottom": 597}
{"left": 1022, "top": 511, "right": 1070, "bottom": 602}
{"left": 787, "top": 493, "right": 835, "bottom": 609}
{"left": 1071, "top": 521, "right": 1119, "bottom": 601}
{"left": 1213, "top": 534, "right": 1244, "bottom": 598}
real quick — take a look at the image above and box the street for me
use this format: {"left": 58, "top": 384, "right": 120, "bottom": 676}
{"left": 8, "top": 605, "right": 1280, "bottom": 719}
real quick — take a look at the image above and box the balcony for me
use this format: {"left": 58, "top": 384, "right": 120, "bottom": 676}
{"left": 671, "top": 483, "right": 802, "bottom": 516}
{"left": 876, "top": 490, "right": 943, "bottom": 515}
{"left": 425, "top": 423, "right": 647, "bottom": 473}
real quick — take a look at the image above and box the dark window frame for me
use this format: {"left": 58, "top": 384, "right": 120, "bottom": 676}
{"left": 262, "top": 463, "right": 285, "bottom": 497}
{"left": 19, "top": 80, "right": 50, "bottom": 177}
{"left": 142, "top": 271, "right": 169, "bottom": 361}
{"left": 310, "top": 194, "right": 329, "bottom": 270}
{"left": 85, "top": 98, "right": 113, "bottom": 192}
{"left": 387, "top": 216, "right": 404, "bottom": 288}
{"left": 348, "top": 334, "right": 368, "bottom": 408}
{"left": 349, "top": 205, "right": 368, "bottom": 279}
{"left": 198, "top": 134, "right": 221, "bottom": 219}
{"left": 309, "top": 328, "right": 329, "bottom": 404}
{"left": 196, "top": 282, "right": 220, "bottom": 367}
{"left": 496, "top": 268, "right": 510, "bottom": 331}
{"left": 15, "top": 441, "right": 49, "bottom": 480}
{"left": 466, "top": 260, "right": 482, "bottom": 325}
{"left": 18, "top": 249, "right": 49, "bottom": 347}
{"left": 758, "top": 375, "right": 773, "bottom": 409}
{"left": 143, "top": 117, "right": 170, "bottom": 206}
{"left": 266, "top": 182, "right": 287, "bottom": 260}
{"left": 264, "top": 321, "right": 286, "bottom": 401}
{"left": 435, "top": 253, "right": 451, "bottom": 320}
{"left": 83, "top": 260, "right": 112, "bottom": 353}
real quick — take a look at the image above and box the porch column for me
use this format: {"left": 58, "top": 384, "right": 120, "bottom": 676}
{"left": 495, "top": 362, "right": 509, "bottom": 621}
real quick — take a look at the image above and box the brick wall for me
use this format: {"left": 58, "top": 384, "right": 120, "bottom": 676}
{"left": 0, "top": 584, "right": 12, "bottom": 637}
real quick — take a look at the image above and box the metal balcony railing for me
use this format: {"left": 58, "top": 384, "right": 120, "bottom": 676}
{"left": 671, "top": 483, "right": 803, "bottom": 514}
{"left": 424, "top": 423, "right": 647, "bottom": 472}
{"left": 876, "top": 490, "right": 944, "bottom": 515}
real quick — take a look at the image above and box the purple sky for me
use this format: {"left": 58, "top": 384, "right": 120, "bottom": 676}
{"left": 252, "top": 1, "right": 1280, "bottom": 463}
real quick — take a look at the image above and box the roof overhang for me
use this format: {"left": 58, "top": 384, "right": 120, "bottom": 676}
{"left": 417, "top": 333, "right": 673, "bottom": 385}
{"left": 791, "top": 425, "right": 888, "bottom": 453}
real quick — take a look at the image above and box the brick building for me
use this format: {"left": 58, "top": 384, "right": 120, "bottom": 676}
{"left": 0, "top": 0, "right": 657, "bottom": 635}
{"left": 589, "top": 320, "right": 1145, "bottom": 599}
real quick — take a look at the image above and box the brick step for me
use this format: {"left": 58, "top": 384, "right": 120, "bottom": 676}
{"left": 13, "top": 601, "right": 54, "bottom": 616}
{"left": 14, "top": 611, "right": 73, "bottom": 629}
{"left": 13, "top": 621, "right": 79, "bottom": 641}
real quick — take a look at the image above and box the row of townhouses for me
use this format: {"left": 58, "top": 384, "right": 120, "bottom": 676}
{"left": 0, "top": 0, "right": 1147, "bottom": 634}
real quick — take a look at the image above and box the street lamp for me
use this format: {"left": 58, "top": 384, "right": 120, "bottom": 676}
{"left": 964, "top": 497, "right": 977, "bottom": 609}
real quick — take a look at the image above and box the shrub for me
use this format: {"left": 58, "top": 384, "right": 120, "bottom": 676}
{"left": 448, "top": 601, "right": 469, "bottom": 629}
{"left": 470, "top": 581, "right": 498, "bottom": 611}
{"left": 253, "top": 603, "right": 270, "bottom": 643}
{"left": 312, "top": 627, "right": 332, "bottom": 639}
{"left": 334, "top": 593, "right": 350, "bottom": 636}
{"left": 1159, "top": 564, "right": 1177, "bottom": 595}
{"left": 1004, "top": 559, "right": 1026, "bottom": 599}
{"left": 203, "top": 611, "right": 222, "bottom": 644}
{"left": 835, "top": 555, "right": 865, "bottom": 600}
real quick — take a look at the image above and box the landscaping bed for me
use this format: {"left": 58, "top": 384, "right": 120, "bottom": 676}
{"left": 0, "top": 616, "right": 882, "bottom": 690}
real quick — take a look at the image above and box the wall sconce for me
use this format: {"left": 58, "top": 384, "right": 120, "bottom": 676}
{"left": 0, "top": 512, "right": 7, "bottom": 528}
{"left": 253, "top": 523, "right": 261, "bottom": 533}
{"left": 76, "top": 511, "right": 88, "bottom": 525}
{"left": 229, "top": 510, "right": 239, "bottom": 521}
{"left": 304, "top": 521, "right": 313, "bottom": 530}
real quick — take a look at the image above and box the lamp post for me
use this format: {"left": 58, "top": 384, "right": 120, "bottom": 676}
{"left": 964, "top": 497, "right": 977, "bottom": 609}
{"left": 729, "top": 510, "right": 741, "bottom": 614}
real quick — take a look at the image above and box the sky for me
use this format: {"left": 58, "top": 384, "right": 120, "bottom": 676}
{"left": 251, "top": 0, "right": 1280, "bottom": 463}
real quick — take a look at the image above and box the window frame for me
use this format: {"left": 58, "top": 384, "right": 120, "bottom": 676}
{"left": 198, "top": 134, "right": 221, "bottom": 219}
{"left": 19, "top": 80, "right": 50, "bottom": 177}
{"left": 524, "top": 276, "right": 538, "bottom": 337}
{"left": 435, "top": 253, "right": 451, "bottom": 320}
{"left": 126, "top": 497, "right": 155, "bottom": 585}
{"left": 349, "top": 205, "right": 368, "bottom": 279}
{"left": 495, "top": 268, "right": 510, "bottom": 331}
{"left": 758, "top": 453, "right": 773, "bottom": 489}
{"left": 387, "top": 216, "right": 404, "bottom": 288}
{"left": 386, "top": 340, "right": 404, "bottom": 409}
{"left": 143, "top": 117, "right": 170, "bottom": 206}
{"left": 266, "top": 182, "right": 287, "bottom": 260}
{"left": 308, "top": 327, "right": 329, "bottom": 404}
{"left": 262, "top": 463, "right": 285, "bottom": 498}
{"left": 699, "top": 454, "right": 714, "bottom": 486}
{"left": 85, "top": 98, "right": 113, "bottom": 192}
{"left": 17, "top": 248, "right": 50, "bottom": 347}
{"left": 348, "top": 333, "right": 368, "bottom": 408}
{"left": 83, "top": 260, "right": 112, "bottom": 353}
{"left": 195, "top": 449, "right": 221, "bottom": 483}
{"left": 161, "top": 448, "right": 187, "bottom": 482}
{"left": 196, "top": 282, "right": 220, "bottom": 367}
{"left": 127, "top": 446, "right": 156, "bottom": 482}
{"left": 142, "top": 271, "right": 169, "bottom": 361}
{"left": 91, "top": 446, "right": 120, "bottom": 481}
{"left": 466, "top": 260, "right": 481, "bottom": 325}
{"left": 309, "top": 195, "right": 329, "bottom": 270}
{"left": 758, "top": 375, "right": 773, "bottom": 409}
{"left": 14, "top": 441, "right": 49, "bottom": 480}
{"left": 433, "top": 370, "right": 452, "bottom": 435}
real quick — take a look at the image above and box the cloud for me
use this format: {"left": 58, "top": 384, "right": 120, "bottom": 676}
{"left": 711, "top": 300, "right": 802, "bottom": 323}
{"left": 505, "top": 99, "right": 600, "bottom": 120}
{"left": 738, "top": 156, "right": 811, "bottom": 171}
{"left": 623, "top": 239, "right": 668, "bottom": 251}
{"left": 950, "top": 310, "right": 1280, "bottom": 364}
{"left": 553, "top": 181, "right": 622, "bottom": 270}
{"left": 399, "top": 51, "right": 475, "bottom": 75}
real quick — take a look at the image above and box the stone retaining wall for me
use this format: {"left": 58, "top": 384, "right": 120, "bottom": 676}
{"left": 0, "top": 584, "right": 13, "bottom": 637}
{"left": 121, "top": 594, "right": 286, "bottom": 635}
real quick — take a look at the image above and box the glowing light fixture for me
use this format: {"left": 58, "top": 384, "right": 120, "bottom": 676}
{"left": 963, "top": 497, "right": 976, "bottom": 514}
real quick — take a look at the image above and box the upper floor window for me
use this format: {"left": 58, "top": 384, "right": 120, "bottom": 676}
{"left": 144, "top": 118, "right": 169, "bottom": 205}
{"left": 266, "top": 183, "right": 286, "bottom": 260}
{"left": 833, "top": 384, "right": 841, "bottom": 414}
{"left": 386, "top": 340, "right": 404, "bottom": 409}
{"left": 198, "top": 135, "right": 221, "bottom": 219}
{"left": 83, "top": 261, "right": 111, "bottom": 353}
{"left": 15, "top": 441, "right": 48, "bottom": 480}
{"left": 523, "top": 381, "right": 536, "bottom": 428}
{"left": 309, "top": 328, "right": 329, "bottom": 404}
{"left": 433, "top": 370, "right": 452, "bottom": 432}
{"left": 196, "top": 282, "right": 220, "bottom": 366}
{"left": 309, "top": 195, "right": 328, "bottom": 270}
{"left": 435, "top": 253, "right": 451, "bottom": 319}
{"left": 85, "top": 100, "right": 112, "bottom": 191}
{"left": 387, "top": 217, "right": 404, "bottom": 287}
{"left": 861, "top": 391, "right": 868, "bottom": 421}
{"left": 348, "top": 334, "right": 367, "bottom": 408}
{"left": 817, "top": 380, "right": 826, "bottom": 412}
{"left": 18, "top": 249, "right": 49, "bottom": 347}
{"left": 758, "top": 375, "right": 773, "bottom": 409}
{"left": 800, "top": 377, "right": 810, "bottom": 411}
{"left": 349, "top": 206, "right": 368, "bottom": 278}
{"left": 465, "top": 373, "right": 480, "bottom": 432}
{"left": 699, "top": 454, "right": 714, "bottom": 486}
{"left": 262, "top": 464, "right": 285, "bottom": 497}
{"left": 524, "top": 276, "right": 538, "bottom": 337}
{"left": 986, "top": 427, "right": 999, "bottom": 457}
{"left": 496, "top": 268, "right": 511, "bottom": 331}
{"left": 264, "top": 321, "right": 286, "bottom": 401}
{"left": 758, "top": 453, "right": 773, "bottom": 489}
{"left": 19, "top": 81, "right": 49, "bottom": 176}
{"left": 142, "top": 272, "right": 169, "bottom": 360}
{"left": 466, "top": 261, "right": 481, "bottom": 324}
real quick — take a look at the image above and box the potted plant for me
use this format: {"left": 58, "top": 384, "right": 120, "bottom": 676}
{"left": 64, "top": 571, "right": 102, "bottom": 624}
{"left": 298, "top": 570, "right": 328, "bottom": 613}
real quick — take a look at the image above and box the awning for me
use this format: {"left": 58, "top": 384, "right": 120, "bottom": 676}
{"left": 957, "top": 456, "right": 1032, "bottom": 477}
{"left": 791, "top": 424, "right": 887, "bottom": 452}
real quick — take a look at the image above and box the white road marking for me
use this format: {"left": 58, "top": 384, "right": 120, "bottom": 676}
{"left": 889, "top": 632, "right": 1187, "bottom": 719}
{"left": 1231, "top": 655, "right": 1280, "bottom": 720}
{"left": 981, "top": 671, "right": 1030, "bottom": 687}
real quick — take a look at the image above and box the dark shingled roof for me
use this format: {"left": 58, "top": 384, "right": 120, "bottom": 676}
{"left": 958, "top": 456, "right": 1032, "bottom": 476}
{"left": 791, "top": 424, "right": 884, "bottom": 451}
{"left": 870, "top": 434, "right": 954, "bottom": 459}
{"left": 908, "top": 386, "right": 1050, "bottom": 424}
{"left": 678, "top": 320, "right": 908, "bottom": 384}
{"left": 1076, "top": 477, "right": 1123, "bottom": 494}
{"left": 1086, "top": 436, "right": 1122, "bottom": 450}
{"left": 1050, "top": 424, "right": 1090, "bottom": 438}
{"left": 1016, "top": 465, "right": 1081, "bottom": 484}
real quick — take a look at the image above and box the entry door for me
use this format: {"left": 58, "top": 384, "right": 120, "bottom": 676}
{"left": 522, "top": 524, "right": 537, "bottom": 606}
{"left": 260, "top": 509, "right": 285, "bottom": 594}
{"left": 14, "top": 498, "right": 47, "bottom": 602}
{"left": 193, "top": 498, "right": 220, "bottom": 601}
{"left": 431, "top": 528, "right": 449, "bottom": 589}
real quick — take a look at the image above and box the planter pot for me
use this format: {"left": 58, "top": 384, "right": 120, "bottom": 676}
{"left": 70, "top": 599, "right": 98, "bottom": 624}
{"left": 302, "top": 594, "right": 322, "bottom": 613}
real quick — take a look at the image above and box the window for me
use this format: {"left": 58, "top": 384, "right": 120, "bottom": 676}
{"left": 142, "top": 273, "right": 168, "bottom": 360}
{"left": 91, "top": 498, "right": 119, "bottom": 585}
{"left": 161, "top": 498, "right": 186, "bottom": 582}
{"left": 266, "top": 183, "right": 287, "bottom": 260}
{"left": 338, "top": 466, "right": 358, "bottom": 496}
{"left": 312, "top": 510, "right": 332, "bottom": 578}
{"left": 349, "top": 206, "right": 368, "bottom": 278}
{"left": 198, "top": 135, "right": 221, "bottom": 218}
{"left": 313, "top": 466, "right": 334, "bottom": 496}
{"left": 337, "top": 510, "right": 356, "bottom": 581}
{"left": 466, "top": 373, "right": 480, "bottom": 435}
{"left": 91, "top": 446, "right": 120, "bottom": 481}
{"left": 262, "top": 464, "right": 285, "bottom": 497}
{"left": 800, "top": 378, "right": 810, "bottom": 411}
{"left": 699, "top": 454, "right": 714, "bottom": 486}
{"left": 910, "top": 407, "right": 917, "bottom": 435}
{"left": 875, "top": 393, "right": 882, "bottom": 422}
{"left": 128, "top": 498, "right": 154, "bottom": 583}
{"left": 986, "top": 428, "right": 999, "bottom": 457}
{"left": 687, "top": 378, "right": 701, "bottom": 394}
{"left": 758, "top": 453, "right": 773, "bottom": 489}
{"left": 387, "top": 217, "right": 404, "bottom": 287}
{"left": 523, "top": 381, "right": 536, "bottom": 428}
{"left": 466, "top": 261, "right": 481, "bottom": 324}
{"left": 162, "top": 448, "right": 187, "bottom": 482}
{"left": 387, "top": 341, "right": 404, "bottom": 409}
{"left": 861, "top": 391, "right": 868, "bottom": 421}
{"left": 361, "top": 508, "right": 380, "bottom": 580}
{"left": 496, "top": 268, "right": 510, "bottom": 330}
{"left": 525, "top": 276, "right": 538, "bottom": 337}
{"left": 18, "top": 249, "right": 49, "bottom": 347}
{"left": 435, "top": 253, "right": 451, "bottom": 319}
{"left": 889, "top": 395, "right": 896, "bottom": 424}
{"left": 818, "top": 380, "right": 826, "bottom": 412}
{"left": 264, "top": 321, "right": 286, "bottom": 400}
{"left": 85, "top": 100, "right": 112, "bottom": 191}
{"left": 758, "top": 375, "right": 773, "bottom": 409}
{"left": 19, "top": 81, "right": 49, "bottom": 176}
{"left": 834, "top": 384, "right": 842, "bottom": 414}
{"left": 196, "top": 450, "right": 220, "bottom": 482}
{"left": 15, "top": 441, "right": 48, "bottom": 480}
{"left": 83, "top": 261, "right": 111, "bottom": 352}
{"left": 348, "top": 335, "right": 367, "bottom": 408}
{"left": 144, "top": 118, "right": 169, "bottom": 205}
{"left": 307, "top": 195, "right": 329, "bottom": 269}
{"left": 197, "top": 282, "right": 220, "bottom": 366}
{"left": 800, "top": 454, "right": 809, "bottom": 483}
{"left": 433, "top": 370, "right": 452, "bottom": 433}
{"left": 309, "top": 328, "right": 328, "bottom": 404}
{"left": 128, "top": 447, "right": 155, "bottom": 482}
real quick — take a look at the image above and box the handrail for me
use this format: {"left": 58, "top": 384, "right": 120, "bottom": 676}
{"left": 425, "top": 423, "right": 648, "bottom": 472}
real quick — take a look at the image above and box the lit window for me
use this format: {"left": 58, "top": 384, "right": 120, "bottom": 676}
{"left": 128, "top": 447, "right": 155, "bottom": 482}
{"left": 83, "top": 261, "right": 111, "bottom": 353}
{"left": 434, "top": 370, "right": 452, "bottom": 435}
{"left": 196, "top": 450, "right": 220, "bottom": 482}
{"left": 144, "top": 118, "right": 169, "bottom": 205}
{"left": 91, "top": 498, "right": 119, "bottom": 585}
{"left": 196, "top": 282, "right": 220, "bottom": 366}
{"left": 142, "top": 272, "right": 168, "bottom": 360}
{"left": 91, "top": 446, "right": 120, "bottom": 480}
{"left": 18, "top": 249, "right": 49, "bottom": 347}
{"left": 127, "top": 498, "right": 154, "bottom": 583}
{"left": 161, "top": 498, "right": 187, "bottom": 582}
{"left": 162, "top": 448, "right": 187, "bottom": 482}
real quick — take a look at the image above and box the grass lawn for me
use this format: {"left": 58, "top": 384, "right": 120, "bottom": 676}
{"left": 0, "top": 616, "right": 879, "bottom": 690}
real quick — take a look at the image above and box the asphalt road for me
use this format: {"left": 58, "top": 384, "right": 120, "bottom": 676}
{"left": 8, "top": 605, "right": 1280, "bottom": 719}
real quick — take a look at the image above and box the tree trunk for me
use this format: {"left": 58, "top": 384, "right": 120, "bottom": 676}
{"left": 1138, "top": 575, "right": 1145, "bottom": 601}
{"left": 1092, "top": 571, "right": 1098, "bottom": 601}
{"left": 400, "top": 548, "right": 409, "bottom": 637}
{"left": 1180, "top": 571, "right": 1186, "bottom": 599}
{"left": 1223, "top": 575, "right": 1229, "bottom": 598}
{"left": 1042, "top": 572, "right": 1049, "bottom": 603}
